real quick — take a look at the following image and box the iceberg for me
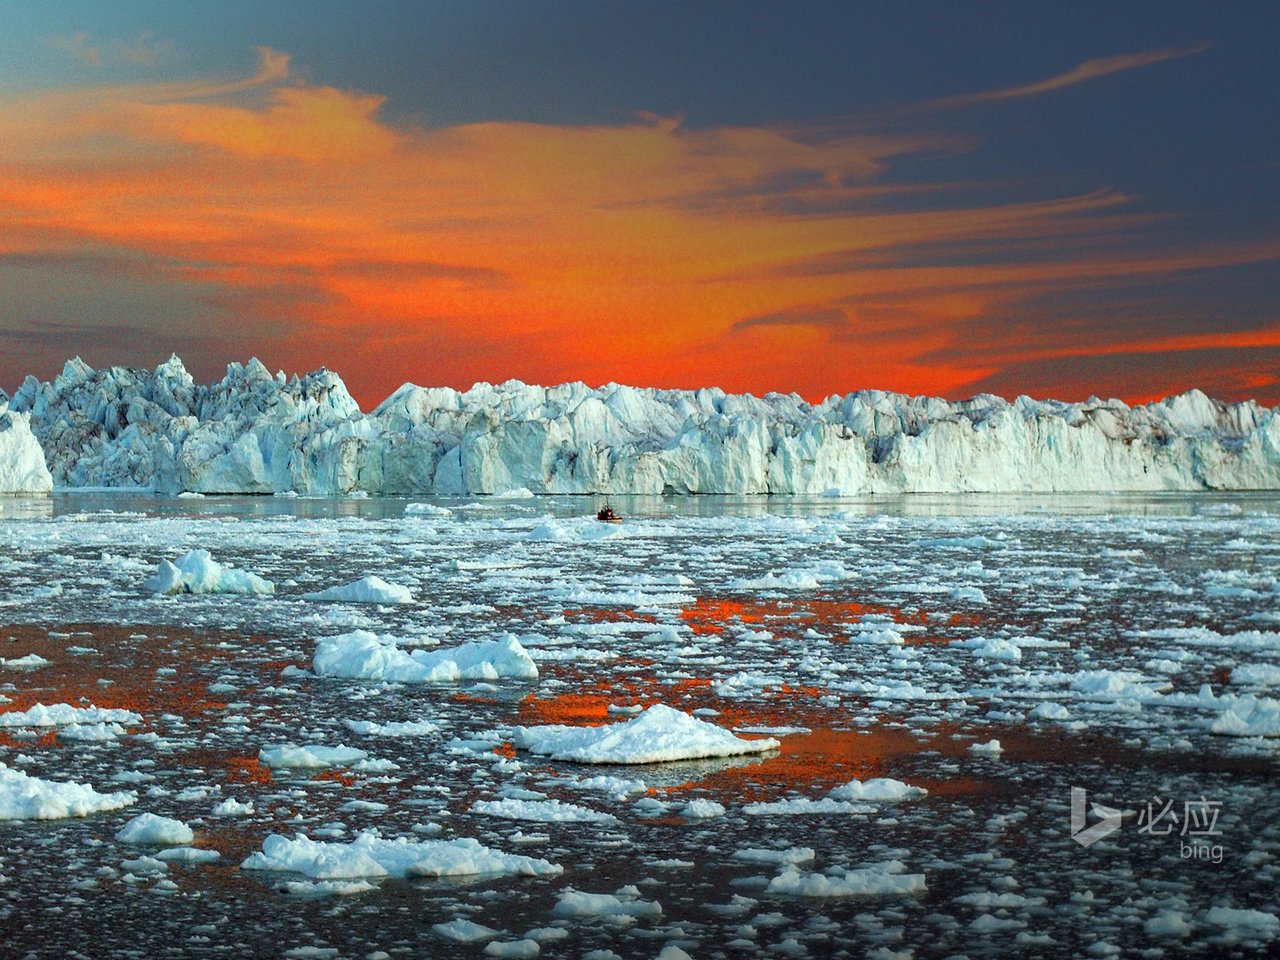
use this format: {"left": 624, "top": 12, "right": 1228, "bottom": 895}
{"left": 511, "top": 703, "right": 781, "bottom": 764}
{"left": 0, "top": 403, "right": 52, "bottom": 494}
{"left": 145, "top": 549, "right": 274, "bottom": 595}
{"left": 7, "top": 355, "right": 1279, "bottom": 495}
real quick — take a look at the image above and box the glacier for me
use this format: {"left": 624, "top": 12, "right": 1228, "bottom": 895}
{"left": 6, "top": 354, "right": 1280, "bottom": 495}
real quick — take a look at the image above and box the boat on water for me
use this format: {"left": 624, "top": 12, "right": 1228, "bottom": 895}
{"left": 596, "top": 502, "right": 621, "bottom": 523}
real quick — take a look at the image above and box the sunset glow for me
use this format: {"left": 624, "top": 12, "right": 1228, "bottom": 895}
{"left": 1, "top": 5, "right": 1275, "bottom": 406}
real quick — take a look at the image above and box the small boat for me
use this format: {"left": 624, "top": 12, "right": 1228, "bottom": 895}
{"left": 596, "top": 502, "right": 621, "bottom": 523}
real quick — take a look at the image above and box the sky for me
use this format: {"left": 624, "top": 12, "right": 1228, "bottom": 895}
{"left": 1, "top": 1, "right": 1277, "bottom": 409}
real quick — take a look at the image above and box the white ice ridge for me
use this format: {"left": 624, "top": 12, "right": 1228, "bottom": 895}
{"left": 8, "top": 354, "right": 1280, "bottom": 494}
{"left": 0, "top": 402, "right": 52, "bottom": 494}
{"left": 240, "top": 832, "right": 563, "bottom": 880}
{"left": 0, "top": 762, "right": 137, "bottom": 820}
{"left": 511, "top": 703, "right": 781, "bottom": 764}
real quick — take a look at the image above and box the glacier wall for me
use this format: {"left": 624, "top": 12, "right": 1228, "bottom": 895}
{"left": 7, "top": 355, "right": 1280, "bottom": 495}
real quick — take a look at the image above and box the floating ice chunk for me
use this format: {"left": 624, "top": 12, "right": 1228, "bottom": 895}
{"left": 847, "top": 627, "right": 905, "bottom": 646}
{"left": 731, "top": 847, "right": 816, "bottom": 865}
{"left": 1, "top": 654, "right": 50, "bottom": 670}
{"left": 1069, "top": 670, "right": 1168, "bottom": 702}
{"left": 1202, "top": 906, "right": 1279, "bottom": 936}
{"left": 116, "top": 812, "right": 195, "bottom": 846}
{"left": 471, "top": 798, "right": 617, "bottom": 823}
{"left": 433, "top": 919, "right": 501, "bottom": 943}
{"left": 552, "top": 887, "right": 662, "bottom": 918}
{"left": 744, "top": 777, "right": 924, "bottom": 815}
{"left": 302, "top": 576, "right": 413, "bottom": 604}
{"left": 766, "top": 860, "right": 925, "bottom": 897}
{"left": 258, "top": 744, "right": 368, "bottom": 769}
{"left": 1029, "top": 702, "right": 1070, "bottom": 721}
{"left": 145, "top": 550, "right": 274, "bottom": 595}
{"left": 680, "top": 799, "right": 725, "bottom": 819}
{"left": 1231, "top": 664, "right": 1280, "bottom": 688}
{"left": 211, "top": 797, "right": 254, "bottom": 816}
{"left": 58, "top": 722, "right": 126, "bottom": 742}
{"left": 0, "top": 762, "right": 136, "bottom": 820}
{"left": 344, "top": 718, "right": 439, "bottom": 737}
{"left": 241, "top": 831, "right": 562, "bottom": 880}
{"left": 156, "top": 846, "right": 221, "bottom": 863}
{"left": 571, "top": 775, "right": 647, "bottom": 797}
{"left": 281, "top": 879, "right": 376, "bottom": 897}
{"left": 826, "top": 777, "right": 928, "bottom": 802}
{"left": 314, "top": 631, "right": 537, "bottom": 683}
{"left": 121, "top": 855, "right": 168, "bottom": 875}
{"left": 915, "top": 536, "right": 1004, "bottom": 550}
{"left": 953, "top": 637, "right": 1021, "bottom": 662}
{"left": 948, "top": 586, "right": 988, "bottom": 604}
{"left": 1144, "top": 910, "right": 1192, "bottom": 937}
{"left": 405, "top": 503, "right": 452, "bottom": 517}
{"left": 484, "top": 940, "right": 540, "bottom": 958}
{"left": 0, "top": 702, "right": 142, "bottom": 728}
{"left": 512, "top": 704, "right": 779, "bottom": 765}
{"left": 743, "top": 798, "right": 874, "bottom": 815}
{"left": 1209, "top": 696, "right": 1280, "bottom": 737}
{"left": 969, "top": 739, "right": 1003, "bottom": 755}
{"left": 492, "top": 487, "right": 535, "bottom": 499}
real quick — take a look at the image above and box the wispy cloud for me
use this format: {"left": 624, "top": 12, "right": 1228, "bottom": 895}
{"left": 46, "top": 30, "right": 175, "bottom": 70}
{"left": 921, "top": 45, "right": 1209, "bottom": 110}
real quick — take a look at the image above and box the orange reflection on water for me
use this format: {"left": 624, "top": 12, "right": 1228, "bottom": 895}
{"left": 676, "top": 595, "right": 971, "bottom": 644}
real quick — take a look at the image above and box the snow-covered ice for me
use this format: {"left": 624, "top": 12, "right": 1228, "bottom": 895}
{"left": 116, "top": 813, "right": 195, "bottom": 846}
{"left": 0, "top": 762, "right": 136, "bottom": 819}
{"left": 313, "top": 631, "right": 537, "bottom": 682}
{"left": 241, "top": 832, "right": 562, "bottom": 880}
{"left": 302, "top": 576, "right": 413, "bottom": 604}
{"left": 512, "top": 704, "right": 780, "bottom": 764}
{"left": 145, "top": 549, "right": 274, "bottom": 596}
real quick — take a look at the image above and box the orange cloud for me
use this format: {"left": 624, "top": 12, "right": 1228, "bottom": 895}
{"left": 0, "top": 45, "right": 1273, "bottom": 408}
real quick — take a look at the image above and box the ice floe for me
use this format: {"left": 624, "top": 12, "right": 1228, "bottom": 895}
{"left": 313, "top": 631, "right": 537, "bottom": 682}
{"left": 258, "top": 744, "right": 368, "bottom": 769}
{"left": 116, "top": 812, "right": 195, "bottom": 846}
{"left": 0, "top": 762, "right": 137, "bottom": 819}
{"left": 302, "top": 576, "right": 413, "bottom": 604}
{"left": 241, "top": 832, "right": 562, "bottom": 880}
{"left": 512, "top": 704, "right": 780, "bottom": 764}
{"left": 766, "top": 860, "right": 926, "bottom": 897}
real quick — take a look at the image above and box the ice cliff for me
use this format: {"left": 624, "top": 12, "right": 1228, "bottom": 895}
{"left": 0, "top": 391, "right": 53, "bottom": 494}
{"left": 7, "top": 355, "right": 1280, "bottom": 495}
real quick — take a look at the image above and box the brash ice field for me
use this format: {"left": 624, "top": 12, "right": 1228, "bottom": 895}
{"left": 0, "top": 492, "right": 1276, "bottom": 958}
